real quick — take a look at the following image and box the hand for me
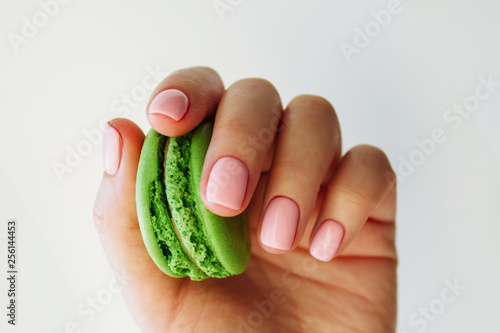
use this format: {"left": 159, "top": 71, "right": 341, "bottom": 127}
{"left": 93, "top": 67, "right": 398, "bottom": 333}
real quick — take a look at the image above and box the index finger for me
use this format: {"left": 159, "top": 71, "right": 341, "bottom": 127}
{"left": 146, "top": 67, "right": 225, "bottom": 137}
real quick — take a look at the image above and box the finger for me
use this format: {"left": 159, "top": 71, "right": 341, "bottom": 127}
{"left": 308, "top": 145, "right": 397, "bottom": 262}
{"left": 257, "top": 95, "right": 341, "bottom": 253}
{"left": 339, "top": 185, "right": 397, "bottom": 259}
{"left": 146, "top": 67, "right": 225, "bottom": 137}
{"left": 93, "top": 119, "right": 181, "bottom": 320}
{"left": 94, "top": 118, "right": 154, "bottom": 278}
{"left": 199, "top": 78, "right": 283, "bottom": 216}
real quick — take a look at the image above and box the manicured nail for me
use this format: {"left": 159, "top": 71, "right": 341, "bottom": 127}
{"left": 260, "top": 197, "right": 299, "bottom": 250}
{"left": 103, "top": 123, "right": 122, "bottom": 176}
{"left": 149, "top": 89, "right": 189, "bottom": 121}
{"left": 309, "top": 220, "right": 344, "bottom": 262}
{"left": 206, "top": 157, "right": 248, "bottom": 210}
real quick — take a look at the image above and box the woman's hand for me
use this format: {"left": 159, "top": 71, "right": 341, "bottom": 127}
{"left": 93, "top": 67, "right": 397, "bottom": 333}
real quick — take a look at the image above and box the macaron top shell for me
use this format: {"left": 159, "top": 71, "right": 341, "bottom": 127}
{"left": 136, "top": 122, "right": 251, "bottom": 280}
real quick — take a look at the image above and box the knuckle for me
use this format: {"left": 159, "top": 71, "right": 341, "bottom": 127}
{"left": 285, "top": 95, "right": 340, "bottom": 149}
{"left": 195, "top": 66, "right": 220, "bottom": 77}
{"left": 351, "top": 145, "right": 394, "bottom": 174}
{"left": 287, "top": 95, "right": 339, "bottom": 130}
{"left": 165, "top": 67, "right": 220, "bottom": 93}
{"left": 275, "top": 159, "right": 315, "bottom": 179}
{"left": 352, "top": 144, "right": 388, "bottom": 161}
{"left": 270, "top": 158, "right": 323, "bottom": 191}
{"left": 336, "top": 181, "right": 375, "bottom": 209}
{"left": 289, "top": 95, "right": 336, "bottom": 116}
{"left": 167, "top": 71, "right": 204, "bottom": 91}
{"left": 231, "top": 77, "right": 279, "bottom": 97}
{"left": 347, "top": 145, "right": 397, "bottom": 189}
{"left": 225, "top": 120, "right": 259, "bottom": 142}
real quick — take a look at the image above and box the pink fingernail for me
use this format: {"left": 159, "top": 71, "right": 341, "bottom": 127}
{"left": 309, "top": 220, "right": 344, "bottom": 262}
{"left": 260, "top": 197, "right": 299, "bottom": 250}
{"left": 103, "top": 123, "right": 122, "bottom": 176}
{"left": 149, "top": 89, "right": 189, "bottom": 121}
{"left": 206, "top": 157, "right": 248, "bottom": 210}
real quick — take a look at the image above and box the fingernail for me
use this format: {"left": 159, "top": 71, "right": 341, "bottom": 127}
{"left": 260, "top": 197, "right": 299, "bottom": 250}
{"left": 103, "top": 123, "right": 122, "bottom": 176}
{"left": 310, "top": 220, "right": 344, "bottom": 262}
{"left": 206, "top": 157, "right": 248, "bottom": 210}
{"left": 149, "top": 89, "right": 189, "bottom": 121}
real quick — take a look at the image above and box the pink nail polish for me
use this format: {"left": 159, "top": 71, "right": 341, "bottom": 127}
{"left": 149, "top": 89, "right": 189, "bottom": 121}
{"left": 206, "top": 157, "right": 248, "bottom": 210}
{"left": 103, "top": 123, "right": 122, "bottom": 176}
{"left": 309, "top": 220, "right": 344, "bottom": 262}
{"left": 260, "top": 197, "right": 299, "bottom": 250}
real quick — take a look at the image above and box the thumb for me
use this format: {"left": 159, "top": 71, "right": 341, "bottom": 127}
{"left": 93, "top": 118, "right": 181, "bottom": 324}
{"left": 94, "top": 118, "right": 149, "bottom": 278}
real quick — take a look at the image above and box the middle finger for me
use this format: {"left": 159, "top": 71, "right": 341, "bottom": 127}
{"left": 200, "top": 78, "right": 283, "bottom": 217}
{"left": 258, "top": 95, "right": 341, "bottom": 253}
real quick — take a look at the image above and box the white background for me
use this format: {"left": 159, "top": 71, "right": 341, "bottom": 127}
{"left": 1, "top": 0, "right": 500, "bottom": 332}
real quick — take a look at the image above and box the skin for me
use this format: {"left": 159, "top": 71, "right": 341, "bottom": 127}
{"left": 94, "top": 67, "right": 398, "bottom": 332}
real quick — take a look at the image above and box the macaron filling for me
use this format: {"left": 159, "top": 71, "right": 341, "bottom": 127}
{"left": 165, "top": 133, "right": 231, "bottom": 278}
{"left": 148, "top": 135, "right": 208, "bottom": 280}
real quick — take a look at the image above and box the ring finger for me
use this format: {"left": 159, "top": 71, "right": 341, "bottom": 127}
{"left": 258, "top": 95, "right": 341, "bottom": 253}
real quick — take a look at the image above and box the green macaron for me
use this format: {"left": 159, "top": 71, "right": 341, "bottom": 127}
{"left": 136, "top": 121, "right": 251, "bottom": 280}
